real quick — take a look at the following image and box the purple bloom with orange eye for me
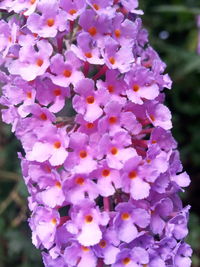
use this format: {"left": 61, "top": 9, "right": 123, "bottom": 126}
{"left": 49, "top": 51, "right": 84, "bottom": 87}
{"left": 150, "top": 127, "right": 177, "bottom": 151}
{"left": 21, "top": 103, "right": 56, "bottom": 123}
{"left": 93, "top": 228, "right": 120, "bottom": 265}
{"left": 98, "top": 100, "right": 142, "bottom": 136}
{"left": 113, "top": 202, "right": 150, "bottom": 243}
{"left": 96, "top": 69, "right": 127, "bottom": 103}
{"left": 92, "top": 159, "right": 121, "bottom": 197}
{"left": 71, "top": 32, "right": 104, "bottom": 65}
{"left": 2, "top": 79, "right": 36, "bottom": 112}
{"left": 79, "top": 9, "right": 111, "bottom": 43}
{"left": 29, "top": 206, "right": 60, "bottom": 249}
{"left": 62, "top": 173, "right": 99, "bottom": 204}
{"left": 140, "top": 144, "right": 170, "bottom": 183}
{"left": 146, "top": 101, "right": 172, "bottom": 130}
{"left": 0, "top": 19, "right": 18, "bottom": 57}
{"left": 98, "top": 132, "right": 137, "bottom": 170}
{"left": 111, "top": 13, "right": 138, "bottom": 46}
{"left": 125, "top": 66, "right": 159, "bottom": 104}
{"left": 75, "top": 114, "right": 98, "bottom": 135}
{"left": 66, "top": 200, "right": 109, "bottom": 246}
{"left": 36, "top": 170, "right": 65, "bottom": 208}
{"left": 35, "top": 78, "right": 70, "bottom": 113}
{"left": 112, "top": 247, "right": 149, "bottom": 267}
{"left": 64, "top": 132, "right": 97, "bottom": 174}
{"left": 121, "top": 156, "right": 151, "bottom": 200}
{"left": 63, "top": 241, "right": 97, "bottom": 267}
{"left": 60, "top": 0, "right": 86, "bottom": 21}
{"left": 86, "top": 0, "right": 116, "bottom": 17}
{"left": 73, "top": 78, "right": 109, "bottom": 122}
{"left": 26, "top": 125, "right": 69, "bottom": 166}
{"left": 8, "top": 40, "right": 53, "bottom": 81}
{"left": 27, "top": 0, "right": 68, "bottom": 38}
{"left": 103, "top": 37, "right": 134, "bottom": 73}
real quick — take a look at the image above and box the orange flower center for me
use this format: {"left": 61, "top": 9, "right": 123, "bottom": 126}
{"left": 151, "top": 140, "right": 157, "bottom": 144}
{"left": 109, "top": 116, "right": 117, "bottom": 124}
{"left": 54, "top": 141, "right": 61, "bottom": 149}
{"left": 128, "top": 171, "right": 137, "bottom": 179}
{"left": 36, "top": 58, "right": 43, "bottom": 67}
{"left": 79, "top": 150, "right": 87, "bottom": 158}
{"left": 93, "top": 3, "right": 100, "bottom": 10}
{"left": 132, "top": 84, "right": 140, "bottom": 92}
{"left": 86, "top": 122, "right": 94, "bottom": 129}
{"left": 88, "top": 26, "right": 97, "bottom": 36}
{"left": 26, "top": 92, "right": 32, "bottom": 99}
{"left": 86, "top": 96, "right": 95, "bottom": 104}
{"left": 85, "top": 52, "right": 92, "bottom": 58}
{"left": 33, "top": 33, "right": 38, "bottom": 38}
{"left": 45, "top": 165, "right": 51, "bottom": 173}
{"left": 63, "top": 69, "right": 72, "bottom": 77}
{"left": 108, "top": 85, "right": 114, "bottom": 93}
{"left": 115, "top": 29, "right": 121, "bottom": 38}
{"left": 30, "top": 0, "right": 36, "bottom": 5}
{"left": 121, "top": 212, "right": 130, "bottom": 220}
{"left": 109, "top": 57, "right": 115, "bottom": 65}
{"left": 75, "top": 177, "right": 85, "bottom": 185}
{"left": 81, "top": 246, "right": 90, "bottom": 252}
{"left": 99, "top": 240, "right": 107, "bottom": 248}
{"left": 122, "top": 257, "right": 131, "bottom": 265}
{"left": 55, "top": 181, "right": 61, "bottom": 189}
{"left": 47, "top": 18, "right": 55, "bottom": 27}
{"left": 110, "top": 147, "right": 118, "bottom": 155}
{"left": 51, "top": 218, "right": 57, "bottom": 225}
{"left": 53, "top": 88, "right": 61, "bottom": 96}
{"left": 69, "top": 9, "right": 77, "bottom": 15}
{"left": 85, "top": 215, "right": 93, "bottom": 223}
{"left": 149, "top": 114, "right": 155, "bottom": 122}
{"left": 102, "top": 169, "right": 110, "bottom": 177}
{"left": 39, "top": 113, "right": 47, "bottom": 121}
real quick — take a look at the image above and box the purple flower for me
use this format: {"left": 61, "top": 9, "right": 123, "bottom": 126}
{"left": 71, "top": 32, "right": 104, "bottom": 65}
{"left": 113, "top": 202, "right": 150, "bottom": 242}
{"left": 29, "top": 206, "right": 60, "bottom": 249}
{"left": 49, "top": 51, "right": 84, "bottom": 87}
{"left": 66, "top": 200, "right": 109, "bottom": 246}
{"left": 73, "top": 78, "right": 108, "bottom": 122}
{"left": 27, "top": 0, "right": 68, "bottom": 38}
{"left": 0, "top": 1, "right": 191, "bottom": 266}
{"left": 26, "top": 126, "right": 69, "bottom": 166}
{"left": 60, "top": 0, "right": 86, "bottom": 21}
{"left": 125, "top": 67, "right": 160, "bottom": 104}
{"left": 103, "top": 37, "right": 134, "bottom": 73}
{"left": 8, "top": 40, "right": 53, "bottom": 81}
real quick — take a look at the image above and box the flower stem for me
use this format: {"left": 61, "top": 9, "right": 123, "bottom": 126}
{"left": 103, "top": 197, "right": 110, "bottom": 212}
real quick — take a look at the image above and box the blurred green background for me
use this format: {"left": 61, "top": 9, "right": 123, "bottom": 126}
{"left": 1, "top": 0, "right": 200, "bottom": 266}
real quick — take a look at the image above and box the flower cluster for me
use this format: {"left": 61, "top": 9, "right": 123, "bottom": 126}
{"left": 0, "top": 0, "right": 192, "bottom": 266}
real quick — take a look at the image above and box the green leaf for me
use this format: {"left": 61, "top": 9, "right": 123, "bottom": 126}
{"left": 153, "top": 5, "right": 200, "bottom": 15}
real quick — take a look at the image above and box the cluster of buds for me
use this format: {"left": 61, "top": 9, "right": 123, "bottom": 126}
{"left": 0, "top": 0, "right": 192, "bottom": 266}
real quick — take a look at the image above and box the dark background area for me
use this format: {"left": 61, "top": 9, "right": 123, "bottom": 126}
{"left": 0, "top": 0, "right": 200, "bottom": 266}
